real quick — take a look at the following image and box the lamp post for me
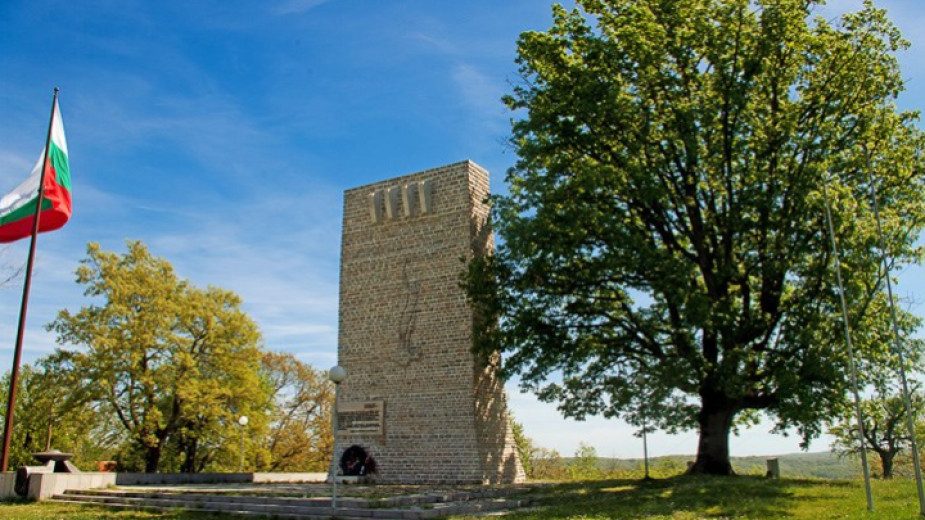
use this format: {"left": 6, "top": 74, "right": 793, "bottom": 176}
{"left": 639, "top": 407, "right": 650, "bottom": 480}
{"left": 237, "top": 415, "right": 248, "bottom": 473}
{"left": 635, "top": 376, "right": 651, "bottom": 480}
{"left": 328, "top": 365, "right": 346, "bottom": 510}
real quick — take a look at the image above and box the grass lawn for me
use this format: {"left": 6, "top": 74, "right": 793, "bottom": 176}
{"left": 2, "top": 477, "right": 923, "bottom": 519}
{"left": 449, "top": 476, "right": 924, "bottom": 520}
{"left": 0, "top": 500, "right": 236, "bottom": 520}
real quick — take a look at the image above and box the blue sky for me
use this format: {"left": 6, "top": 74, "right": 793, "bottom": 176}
{"left": 1, "top": 0, "right": 924, "bottom": 460}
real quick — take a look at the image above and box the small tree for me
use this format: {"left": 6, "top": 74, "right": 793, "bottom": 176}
{"left": 0, "top": 361, "right": 104, "bottom": 469}
{"left": 509, "top": 416, "right": 535, "bottom": 478}
{"left": 830, "top": 383, "right": 925, "bottom": 479}
{"left": 260, "top": 352, "right": 333, "bottom": 472}
{"left": 569, "top": 443, "right": 602, "bottom": 480}
{"left": 531, "top": 447, "right": 566, "bottom": 480}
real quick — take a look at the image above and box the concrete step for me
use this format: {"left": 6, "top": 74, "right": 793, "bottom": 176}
{"left": 52, "top": 493, "right": 371, "bottom": 519}
{"left": 50, "top": 498, "right": 359, "bottom": 519}
{"left": 61, "top": 488, "right": 346, "bottom": 508}
{"left": 50, "top": 488, "right": 533, "bottom": 520}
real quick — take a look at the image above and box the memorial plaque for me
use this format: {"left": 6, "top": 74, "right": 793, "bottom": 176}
{"left": 337, "top": 400, "right": 384, "bottom": 435}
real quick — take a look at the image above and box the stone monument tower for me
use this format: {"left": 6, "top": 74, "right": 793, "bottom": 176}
{"left": 335, "top": 160, "right": 524, "bottom": 484}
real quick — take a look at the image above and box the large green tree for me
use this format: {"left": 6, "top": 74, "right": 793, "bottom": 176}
{"left": 48, "top": 241, "right": 268, "bottom": 472}
{"left": 467, "top": 0, "right": 925, "bottom": 474}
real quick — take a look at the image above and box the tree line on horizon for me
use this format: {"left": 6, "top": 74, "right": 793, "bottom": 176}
{"left": 512, "top": 416, "right": 925, "bottom": 481}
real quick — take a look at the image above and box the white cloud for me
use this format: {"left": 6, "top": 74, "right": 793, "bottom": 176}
{"left": 453, "top": 64, "right": 506, "bottom": 120}
{"left": 449, "top": 63, "right": 510, "bottom": 161}
{"left": 0, "top": 151, "right": 38, "bottom": 186}
{"left": 408, "top": 32, "right": 458, "bottom": 55}
{"left": 275, "top": 0, "right": 331, "bottom": 15}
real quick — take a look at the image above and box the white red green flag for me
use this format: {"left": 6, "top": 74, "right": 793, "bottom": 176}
{"left": 0, "top": 99, "right": 72, "bottom": 243}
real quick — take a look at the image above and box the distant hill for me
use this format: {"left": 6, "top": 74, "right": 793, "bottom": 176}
{"left": 582, "top": 452, "right": 862, "bottom": 480}
{"left": 732, "top": 452, "right": 862, "bottom": 480}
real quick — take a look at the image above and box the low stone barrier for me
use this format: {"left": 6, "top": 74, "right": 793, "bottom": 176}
{"left": 114, "top": 472, "right": 327, "bottom": 485}
{"left": 29, "top": 472, "right": 116, "bottom": 500}
{"left": 114, "top": 472, "right": 252, "bottom": 486}
{"left": 253, "top": 472, "right": 327, "bottom": 483}
{"left": 0, "top": 471, "right": 328, "bottom": 500}
{"left": 0, "top": 472, "right": 15, "bottom": 499}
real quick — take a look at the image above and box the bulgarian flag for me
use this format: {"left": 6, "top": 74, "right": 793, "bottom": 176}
{"left": 0, "top": 99, "right": 71, "bottom": 243}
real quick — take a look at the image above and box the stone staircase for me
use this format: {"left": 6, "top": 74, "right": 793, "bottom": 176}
{"left": 50, "top": 487, "right": 534, "bottom": 519}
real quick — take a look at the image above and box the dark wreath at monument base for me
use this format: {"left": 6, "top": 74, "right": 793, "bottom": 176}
{"left": 340, "top": 445, "right": 377, "bottom": 476}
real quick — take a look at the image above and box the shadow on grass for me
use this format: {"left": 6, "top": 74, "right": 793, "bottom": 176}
{"left": 513, "top": 476, "right": 847, "bottom": 519}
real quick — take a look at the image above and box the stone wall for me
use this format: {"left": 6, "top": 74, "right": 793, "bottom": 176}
{"left": 335, "top": 160, "right": 524, "bottom": 484}
{"left": 9, "top": 472, "right": 327, "bottom": 500}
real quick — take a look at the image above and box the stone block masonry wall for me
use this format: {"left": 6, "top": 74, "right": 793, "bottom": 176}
{"left": 336, "top": 161, "right": 524, "bottom": 484}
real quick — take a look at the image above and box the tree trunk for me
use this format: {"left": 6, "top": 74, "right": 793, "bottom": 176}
{"left": 142, "top": 428, "right": 169, "bottom": 473}
{"left": 688, "top": 397, "right": 736, "bottom": 475}
{"left": 144, "top": 444, "right": 161, "bottom": 473}
{"left": 180, "top": 438, "right": 198, "bottom": 473}
{"left": 879, "top": 450, "right": 895, "bottom": 480}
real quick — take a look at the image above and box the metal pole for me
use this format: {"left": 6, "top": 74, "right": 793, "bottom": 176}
{"left": 236, "top": 415, "right": 248, "bottom": 472}
{"left": 822, "top": 178, "right": 874, "bottom": 512}
{"left": 328, "top": 365, "right": 345, "bottom": 510}
{"left": 863, "top": 145, "right": 925, "bottom": 516}
{"left": 45, "top": 407, "right": 54, "bottom": 452}
{"left": 1, "top": 88, "right": 59, "bottom": 472}
{"left": 641, "top": 409, "right": 650, "bottom": 480}
{"left": 239, "top": 425, "right": 245, "bottom": 473}
{"left": 332, "top": 382, "right": 339, "bottom": 509}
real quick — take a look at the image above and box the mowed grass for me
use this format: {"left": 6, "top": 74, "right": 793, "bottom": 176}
{"left": 2, "top": 477, "right": 923, "bottom": 519}
{"left": 0, "top": 500, "right": 234, "bottom": 520}
{"left": 450, "top": 476, "right": 925, "bottom": 520}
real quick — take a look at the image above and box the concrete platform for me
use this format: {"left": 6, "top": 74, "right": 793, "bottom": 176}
{"left": 50, "top": 482, "right": 535, "bottom": 519}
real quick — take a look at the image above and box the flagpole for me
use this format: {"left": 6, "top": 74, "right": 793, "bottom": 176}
{"left": 1, "top": 87, "right": 59, "bottom": 472}
{"left": 822, "top": 175, "right": 874, "bottom": 512}
{"left": 863, "top": 144, "right": 925, "bottom": 516}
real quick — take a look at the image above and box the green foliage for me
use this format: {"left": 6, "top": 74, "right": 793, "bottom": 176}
{"left": 509, "top": 415, "right": 534, "bottom": 478}
{"left": 47, "top": 241, "right": 269, "bottom": 473}
{"left": 259, "top": 351, "right": 333, "bottom": 472}
{"left": 829, "top": 383, "right": 925, "bottom": 479}
{"left": 568, "top": 443, "right": 603, "bottom": 480}
{"left": 735, "top": 452, "right": 862, "bottom": 480}
{"left": 531, "top": 446, "right": 567, "bottom": 480}
{"left": 525, "top": 450, "right": 861, "bottom": 481}
{"left": 466, "top": 0, "right": 925, "bottom": 475}
{"left": 0, "top": 361, "right": 111, "bottom": 469}
{"left": 3, "top": 242, "right": 334, "bottom": 474}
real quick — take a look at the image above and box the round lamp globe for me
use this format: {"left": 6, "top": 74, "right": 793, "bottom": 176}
{"left": 329, "top": 365, "right": 347, "bottom": 384}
